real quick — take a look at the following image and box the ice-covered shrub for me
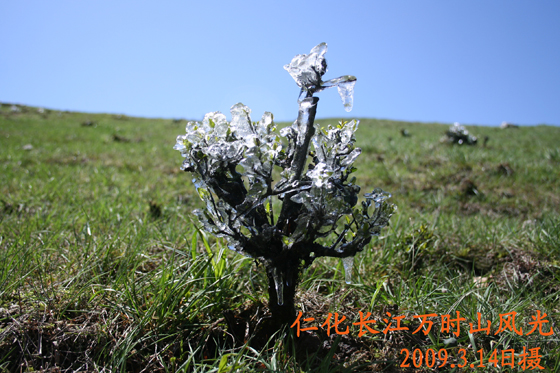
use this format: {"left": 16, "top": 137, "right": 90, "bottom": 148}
{"left": 174, "top": 43, "right": 394, "bottom": 326}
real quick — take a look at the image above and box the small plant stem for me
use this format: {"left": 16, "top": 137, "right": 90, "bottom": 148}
{"left": 264, "top": 97, "right": 319, "bottom": 329}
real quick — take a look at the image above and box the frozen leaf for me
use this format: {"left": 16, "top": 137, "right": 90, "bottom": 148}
{"left": 203, "top": 111, "right": 229, "bottom": 139}
{"left": 340, "top": 119, "right": 358, "bottom": 144}
{"left": 225, "top": 236, "right": 248, "bottom": 256}
{"left": 185, "top": 129, "right": 204, "bottom": 147}
{"left": 340, "top": 148, "right": 362, "bottom": 168}
{"left": 307, "top": 162, "right": 330, "bottom": 188}
{"left": 206, "top": 143, "right": 230, "bottom": 160}
{"left": 360, "top": 189, "right": 395, "bottom": 236}
{"left": 192, "top": 177, "right": 210, "bottom": 200}
{"left": 193, "top": 209, "right": 216, "bottom": 233}
{"left": 289, "top": 215, "right": 312, "bottom": 246}
{"left": 279, "top": 126, "right": 294, "bottom": 138}
{"left": 325, "top": 195, "right": 350, "bottom": 215}
{"left": 364, "top": 188, "right": 391, "bottom": 208}
{"left": 256, "top": 111, "right": 274, "bottom": 136}
{"left": 230, "top": 103, "right": 255, "bottom": 139}
{"left": 226, "top": 143, "right": 243, "bottom": 159}
{"left": 173, "top": 134, "right": 188, "bottom": 154}
{"left": 290, "top": 191, "right": 308, "bottom": 204}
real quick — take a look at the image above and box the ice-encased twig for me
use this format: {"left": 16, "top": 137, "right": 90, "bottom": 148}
{"left": 285, "top": 43, "right": 357, "bottom": 111}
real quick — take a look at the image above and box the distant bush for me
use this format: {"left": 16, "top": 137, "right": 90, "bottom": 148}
{"left": 443, "top": 122, "right": 478, "bottom": 145}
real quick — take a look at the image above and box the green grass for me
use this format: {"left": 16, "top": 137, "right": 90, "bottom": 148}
{"left": 1, "top": 103, "right": 559, "bottom": 372}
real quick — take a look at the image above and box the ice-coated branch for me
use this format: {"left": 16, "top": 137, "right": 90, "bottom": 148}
{"left": 276, "top": 97, "right": 319, "bottom": 233}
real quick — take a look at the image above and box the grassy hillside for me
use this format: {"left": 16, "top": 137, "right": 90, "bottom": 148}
{"left": 1, "top": 103, "right": 559, "bottom": 372}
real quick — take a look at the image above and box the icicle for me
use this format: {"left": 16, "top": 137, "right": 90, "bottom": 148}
{"left": 342, "top": 256, "right": 354, "bottom": 284}
{"left": 337, "top": 79, "right": 356, "bottom": 112}
{"left": 272, "top": 267, "right": 284, "bottom": 305}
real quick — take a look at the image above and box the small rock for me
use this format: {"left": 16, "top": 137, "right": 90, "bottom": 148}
{"left": 22, "top": 144, "right": 33, "bottom": 150}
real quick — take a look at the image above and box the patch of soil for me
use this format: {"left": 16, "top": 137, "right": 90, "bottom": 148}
{"left": 207, "top": 291, "right": 446, "bottom": 372}
{"left": 0, "top": 307, "right": 107, "bottom": 372}
{"left": 493, "top": 247, "right": 560, "bottom": 296}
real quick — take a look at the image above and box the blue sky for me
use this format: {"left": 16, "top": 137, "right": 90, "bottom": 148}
{"left": 1, "top": 1, "right": 559, "bottom": 125}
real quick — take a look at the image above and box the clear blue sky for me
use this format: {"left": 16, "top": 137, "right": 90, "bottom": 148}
{"left": 1, "top": 1, "right": 559, "bottom": 126}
